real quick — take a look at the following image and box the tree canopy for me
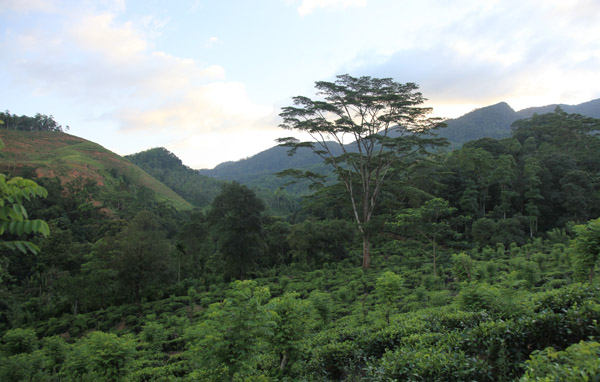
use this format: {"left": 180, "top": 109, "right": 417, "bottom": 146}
{"left": 278, "top": 74, "right": 446, "bottom": 268}
{"left": 0, "top": 111, "right": 66, "bottom": 132}
{"left": 208, "top": 182, "right": 266, "bottom": 280}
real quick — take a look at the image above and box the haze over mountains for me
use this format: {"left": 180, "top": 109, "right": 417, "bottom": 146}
{"left": 198, "top": 98, "right": 600, "bottom": 185}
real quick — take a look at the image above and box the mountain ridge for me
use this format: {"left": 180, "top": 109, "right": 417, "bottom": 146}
{"left": 198, "top": 98, "right": 600, "bottom": 186}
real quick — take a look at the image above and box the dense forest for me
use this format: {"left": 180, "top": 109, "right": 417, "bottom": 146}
{"left": 1, "top": 102, "right": 600, "bottom": 381}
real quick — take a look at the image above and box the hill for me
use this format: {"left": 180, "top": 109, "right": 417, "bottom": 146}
{"left": 126, "top": 147, "right": 224, "bottom": 208}
{"left": 0, "top": 129, "right": 192, "bottom": 210}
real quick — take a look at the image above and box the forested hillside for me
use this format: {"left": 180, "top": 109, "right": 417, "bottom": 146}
{"left": 1, "top": 107, "right": 600, "bottom": 381}
{"left": 440, "top": 97, "right": 600, "bottom": 146}
{"left": 126, "top": 147, "right": 225, "bottom": 208}
{"left": 127, "top": 147, "right": 301, "bottom": 216}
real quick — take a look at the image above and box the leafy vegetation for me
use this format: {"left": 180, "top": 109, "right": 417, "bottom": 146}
{"left": 0, "top": 111, "right": 67, "bottom": 132}
{"left": 1, "top": 99, "right": 600, "bottom": 380}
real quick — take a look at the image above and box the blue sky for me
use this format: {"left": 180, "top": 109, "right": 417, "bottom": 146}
{"left": 1, "top": 0, "right": 599, "bottom": 168}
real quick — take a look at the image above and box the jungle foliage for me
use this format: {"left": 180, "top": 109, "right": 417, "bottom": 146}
{"left": 1, "top": 107, "right": 600, "bottom": 381}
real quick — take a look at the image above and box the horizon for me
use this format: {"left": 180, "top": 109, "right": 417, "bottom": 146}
{"left": 2, "top": 0, "right": 599, "bottom": 168}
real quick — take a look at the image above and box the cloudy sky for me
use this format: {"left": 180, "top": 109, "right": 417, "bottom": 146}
{"left": 1, "top": 0, "right": 599, "bottom": 168}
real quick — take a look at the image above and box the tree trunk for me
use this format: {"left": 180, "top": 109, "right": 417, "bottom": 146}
{"left": 362, "top": 234, "right": 370, "bottom": 269}
{"left": 280, "top": 353, "right": 289, "bottom": 371}
{"left": 432, "top": 239, "right": 437, "bottom": 276}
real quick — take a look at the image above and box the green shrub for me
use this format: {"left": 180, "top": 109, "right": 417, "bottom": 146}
{"left": 0, "top": 351, "right": 46, "bottom": 382}
{"left": 41, "top": 336, "right": 68, "bottom": 374}
{"left": 533, "top": 283, "right": 599, "bottom": 313}
{"left": 520, "top": 341, "right": 600, "bottom": 381}
{"left": 140, "top": 321, "right": 167, "bottom": 352}
{"left": 62, "top": 331, "right": 136, "bottom": 381}
{"left": 369, "top": 342, "right": 492, "bottom": 381}
{"left": 2, "top": 327, "right": 38, "bottom": 355}
{"left": 307, "top": 339, "right": 362, "bottom": 381}
{"left": 457, "top": 283, "right": 505, "bottom": 315}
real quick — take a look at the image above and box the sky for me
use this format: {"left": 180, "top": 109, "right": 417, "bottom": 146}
{"left": 1, "top": 0, "right": 599, "bottom": 169}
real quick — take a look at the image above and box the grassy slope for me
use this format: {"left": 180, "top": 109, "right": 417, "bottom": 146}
{"left": 0, "top": 130, "right": 192, "bottom": 210}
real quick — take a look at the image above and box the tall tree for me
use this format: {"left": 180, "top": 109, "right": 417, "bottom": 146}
{"left": 109, "top": 210, "right": 172, "bottom": 304}
{"left": 278, "top": 74, "right": 445, "bottom": 268}
{"left": 208, "top": 182, "right": 265, "bottom": 280}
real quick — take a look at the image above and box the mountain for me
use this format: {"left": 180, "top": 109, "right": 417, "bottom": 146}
{"left": 126, "top": 147, "right": 225, "bottom": 208}
{"left": 440, "top": 98, "right": 600, "bottom": 145}
{"left": 0, "top": 129, "right": 193, "bottom": 210}
{"left": 438, "top": 102, "right": 518, "bottom": 145}
{"left": 199, "top": 98, "right": 600, "bottom": 187}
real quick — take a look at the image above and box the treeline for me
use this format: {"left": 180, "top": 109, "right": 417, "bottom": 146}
{"left": 437, "top": 108, "right": 600, "bottom": 245}
{"left": 0, "top": 111, "right": 67, "bottom": 132}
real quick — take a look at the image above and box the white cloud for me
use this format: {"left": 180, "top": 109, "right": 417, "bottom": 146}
{"left": 69, "top": 12, "right": 148, "bottom": 64}
{"left": 346, "top": 0, "right": 600, "bottom": 116}
{"left": 113, "top": 81, "right": 273, "bottom": 134}
{"left": 294, "top": 0, "right": 366, "bottom": 16}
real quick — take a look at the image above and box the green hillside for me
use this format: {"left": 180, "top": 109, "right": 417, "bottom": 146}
{"left": 126, "top": 147, "right": 224, "bottom": 208}
{"left": 0, "top": 130, "right": 192, "bottom": 211}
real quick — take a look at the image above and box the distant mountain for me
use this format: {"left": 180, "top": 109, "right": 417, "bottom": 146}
{"left": 440, "top": 98, "right": 600, "bottom": 145}
{"left": 0, "top": 130, "right": 193, "bottom": 210}
{"left": 127, "top": 147, "right": 224, "bottom": 208}
{"left": 199, "top": 98, "right": 600, "bottom": 188}
{"left": 517, "top": 98, "right": 600, "bottom": 119}
{"left": 198, "top": 145, "right": 341, "bottom": 184}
